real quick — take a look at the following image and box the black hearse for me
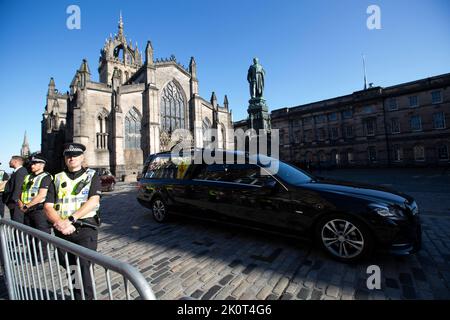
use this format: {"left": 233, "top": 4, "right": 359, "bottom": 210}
{"left": 137, "top": 150, "right": 421, "bottom": 262}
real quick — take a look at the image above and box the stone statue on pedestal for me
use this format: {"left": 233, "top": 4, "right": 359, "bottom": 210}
{"left": 247, "top": 57, "right": 265, "bottom": 99}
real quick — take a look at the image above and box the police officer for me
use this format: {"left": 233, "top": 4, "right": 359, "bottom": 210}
{"left": 44, "top": 142, "right": 102, "bottom": 300}
{"left": 18, "top": 155, "right": 52, "bottom": 234}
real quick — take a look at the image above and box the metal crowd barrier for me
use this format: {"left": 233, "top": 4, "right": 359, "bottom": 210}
{"left": 0, "top": 218, "right": 155, "bottom": 300}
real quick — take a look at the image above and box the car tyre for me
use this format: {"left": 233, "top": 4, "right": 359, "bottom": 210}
{"left": 315, "top": 214, "right": 373, "bottom": 263}
{"left": 151, "top": 197, "right": 169, "bottom": 223}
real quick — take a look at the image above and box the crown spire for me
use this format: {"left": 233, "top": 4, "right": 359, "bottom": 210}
{"left": 118, "top": 11, "right": 124, "bottom": 38}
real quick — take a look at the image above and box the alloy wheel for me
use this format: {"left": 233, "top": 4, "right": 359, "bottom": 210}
{"left": 152, "top": 199, "right": 166, "bottom": 222}
{"left": 321, "top": 219, "right": 365, "bottom": 259}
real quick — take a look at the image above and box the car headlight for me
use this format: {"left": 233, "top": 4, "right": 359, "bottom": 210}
{"left": 369, "top": 204, "right": 405, "bottom": 219}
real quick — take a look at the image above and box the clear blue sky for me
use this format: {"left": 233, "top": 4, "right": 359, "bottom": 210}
{"left": 1, "top": 0, "right": 449, "bottom": 172}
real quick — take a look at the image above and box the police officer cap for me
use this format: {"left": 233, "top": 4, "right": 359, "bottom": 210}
{"left": 63, "top": 143, "right": 86, "bottom": 157}
{"left": 30, "top": 154, "right": 47, "bottom": 164}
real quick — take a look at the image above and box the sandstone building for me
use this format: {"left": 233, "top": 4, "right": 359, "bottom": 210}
{"left": 235, "top": 73, "right": 450, "bottom": 167}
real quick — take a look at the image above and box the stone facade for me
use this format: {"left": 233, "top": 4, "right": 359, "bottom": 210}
{"left": 235, "top": 73, "right": 450, "bottom": 168}
{"left": 41, "top": 16, "right": 233, "bottom": 179}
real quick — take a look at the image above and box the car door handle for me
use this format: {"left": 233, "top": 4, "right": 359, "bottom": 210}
{"left": 295, "top": 210, "right": 303, "bottom": 214}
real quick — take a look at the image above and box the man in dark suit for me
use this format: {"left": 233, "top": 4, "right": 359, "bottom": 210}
{"left": 2, "top": 156, "right": 28, "bottom": 223}
{"left": 0, "top": 162, "right": 10, "bottom": 219}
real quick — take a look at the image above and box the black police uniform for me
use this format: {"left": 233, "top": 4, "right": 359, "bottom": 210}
{"left": 46, "top": 167, "right": 102, "bottom": 300}
{"left": 23, "top": 172, "right": 53, "bottom": 234}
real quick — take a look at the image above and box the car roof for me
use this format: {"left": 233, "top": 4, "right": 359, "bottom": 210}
{"left": 146, "top": 148, "right": 279, "bottom": 167}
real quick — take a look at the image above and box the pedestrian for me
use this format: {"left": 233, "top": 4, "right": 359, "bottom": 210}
{"left": 2, "top": 156, "right": 28, "bottom": 223}
{"left": 44, "top": 142, "right": 102, "bottom": 300}
{"left": 18, "top": 154, "right": 52, "bottom": 234}
{"left": 0, "top": 162, "right": 10, "bottom": 219}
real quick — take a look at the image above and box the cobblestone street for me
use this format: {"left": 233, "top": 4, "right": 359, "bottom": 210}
{"left": 2, "top": 168, "right": 450, "bottom": 300}
{"left": 97, "top": 168, "right": 450, "bottom": 300}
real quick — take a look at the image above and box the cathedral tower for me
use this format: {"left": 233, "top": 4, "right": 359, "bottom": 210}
{"left": 98, "top": 13, "right": 143, "bottom": 85}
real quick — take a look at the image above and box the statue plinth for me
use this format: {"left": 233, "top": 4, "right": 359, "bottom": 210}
{"left": 248, "top": 98, "right": 268, "bottom": 112}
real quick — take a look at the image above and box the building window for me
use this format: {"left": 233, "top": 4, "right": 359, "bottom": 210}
{"left": 294, "top": 130, "right": 301, "bottom": 143}
{"left": 433, "top": 112, "right": 446, "bottom": 129}
{"left": 160, "top": 81, "right": 185, "bottom": 133}
{"left": 345, "top": 126, "right": 353, "bottom": 138}
{"left": 414, "top": 145, "right": 425, "bottom": 161}
{"left": 318, "top": 151, "right": 326, "bottom": 163}
{"left": 363, "top": 105, "right": 374, "bottom": 114}
{"left": 409, "top": 95, "right": 419, "bottom": 108}
{"left": 365, "top": 119, "right": 376, "bottom": 136}
{"left": 317, "top": 128, "right": 326, "bottom": 141}
{"left": 347, "top": 150, "right": 354, "bottom": 163}
{"left": 342, "top": 109, "right": 353, "bottom": 119}
{"left": 431, "top": 90, "right": 442, "bottom": 104}
{"left": 125, "top": 108, "right": 141, "bottom": 149}
{"left": 328, "top": 112, "right": 338, "bottom": 122}
{"left": 315, "top": 115, "right": 326, "bottom": 124}
{"left": 331, "top": 127, "right": 339, "bottom": 140}
{"left": 304, "top": 129, "right": 313, "bottom": 142}
{"left": 393, "top": 145, "right": 403, "bottom": 162}
{"left": 96, "top": 115, "right": 108, "bottom": 150}
{"left": 302, "top": 117, "right": 312, "bottom": 126}
{"left": 304, "top": 151, "right": 313, "bottom": 164}
{"left": 410, "top": 115, "right": 422, "bottom": 131}
{"left": 437, "top": 144, "right": 449, "bottom": 160}
{"left": 388, "top": 98, "right": 398, "bottom": 111}
{"left": 368, "top": 147, "right": 377, "bottom": 162}
{"left": 391, "top": 118, "right": 400, "bottom": 134}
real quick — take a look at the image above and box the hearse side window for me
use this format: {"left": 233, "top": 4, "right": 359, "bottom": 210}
{"left": 145, "top": 156, "right": 171, "bottom": 179}
{"left": 224, "top": 164, "right": 270, "bottom": 186}
{"left": 145, "top": 155, "right": 192, "bottom": 179}
{"left": 195, "top": 164, "right": 228, "bottom": 181}
{"left": 195, "top": 163, "right": 274, "bottom": 186}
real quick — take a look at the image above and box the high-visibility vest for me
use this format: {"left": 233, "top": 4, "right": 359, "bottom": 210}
{"left": 21, "top": 172, "right": 50, "bottom": 204}
{"left": 54, "top": 168, "right": 99, "bottom": 219}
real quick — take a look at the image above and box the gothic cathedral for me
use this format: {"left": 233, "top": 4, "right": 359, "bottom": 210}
{"left": 41, "top": 14, "right": 233, "bottom": 179}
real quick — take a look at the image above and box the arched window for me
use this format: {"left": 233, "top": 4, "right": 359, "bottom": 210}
{"left": 318, "top": 150, "right": 326, "bottom": 164}
{"left": 437, "top": 144, "right": 449, "bottom": 161}
{"left": 414, "top": 145, "right": 425, "bottom": 161}
{"left": 125, "top": 108, "right": 141, "bottom": 149}
{"left": 160, "top": 81, "right": 185, "bottom": 133}
{"left": 113, "top": 45, "right": 124, "bottom": 61}
{"left": 347, "top": 149, "right": 354, "bottom": 163}
{"left": 202, "top": 117, "right": 212, "bottom": 148}
{"left": 96, "top": 113, "right": 109, "bottom": 150}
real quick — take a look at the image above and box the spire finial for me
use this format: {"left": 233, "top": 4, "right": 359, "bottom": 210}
{"left": 210, "top": 91, "right": 217, "bottom": 106}
{"left": 118, "top": 11, "right": 124, "bottom": 37}
{"left": 21, "top": 131, "right": 30, "bottom": 157}
{"left": 362, "top": 53, "right": 368, "bottom": 90}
